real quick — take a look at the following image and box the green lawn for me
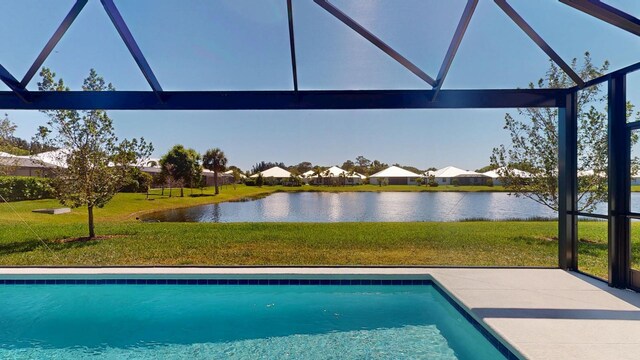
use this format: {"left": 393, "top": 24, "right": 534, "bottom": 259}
{"left": 0, "top": 184, "right": 636, "bottom": 280}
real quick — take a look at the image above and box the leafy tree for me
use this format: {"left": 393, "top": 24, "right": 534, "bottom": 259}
{"left": 355, "top": 156, "right": 371, "bottom": 168}
{"left": 491, "top": 53, "right": 639, "bottom": 212}
{"left": 202, "top": 148, "right": 228, "bottom": 195}
{"left": 36, "top": 68, "right": 153, "bottom": 238}
{"left": 341, "top": 160, "right": 355, "bottom": 171}
{"left": 369, "top": 160, "right": 388, "bottom": 176}
{"left": 475, "top": 165, "right": 497, "bottom": 173}
{"left": 289, "top": 161, "right": 313, "bottom": 175}
{"left": 0, "top": 114, "right": 16, "bottom": 146}
{"left": 394, "top": 164, "right": 421, "bottom": 174}
{"left": 160, "top": 145, "right": 200, "bottom": 198}
{"left": 312, "top": 166, "right": 326, "bottom": 185}
{"left": 0, "top": 115, "right": 56, "bottom": 155}
{"left": 0, "top": 114, "right": 18, "bottom": 175}
{"left": 256, "top": 173, "right": 264, "bottom": 187}
{"left": 231, "top": 168, "right": 242, "bottom": 190}
{"left": 251, "top": 161, "right": 286, "bottom": 174}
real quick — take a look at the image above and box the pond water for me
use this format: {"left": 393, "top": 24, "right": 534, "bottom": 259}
{"left": 141, "top": 191, "right": 634, "bottom": 223}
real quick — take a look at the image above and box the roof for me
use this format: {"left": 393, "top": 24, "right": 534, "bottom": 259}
{"left": 302, "top": 170, "right": 315, "bottom": 178}
{"left": 426, "top": 165, "right": 487, "bottom": 178}
{"left": 0, "top": 156, "right": 52, "bottom": 168}
{"left": 224, "top": 169, "right": 246, "bottom": 178}
{"left": 31, "top": 149, "right": 69, "bottom": 168}
{"left": 307, "top": 166, "right": 364, "bottom": 179}
{"left": 250, "top": 166, "right": 292, "bottom": 178}
{"left": 426, "top": 166, "right": 468, "bottom": 178}
{"left": 483, "top": 167, "right": 533, "bottom": 179}
{"left": 369, "top": 166, "right": 421, "bottom": 178}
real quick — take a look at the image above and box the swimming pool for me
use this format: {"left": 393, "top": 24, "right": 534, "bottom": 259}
{"left": 0, "top": 277, "right": 519, "bottom": 359}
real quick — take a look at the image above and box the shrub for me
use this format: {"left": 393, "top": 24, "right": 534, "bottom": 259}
{"left": 428, "top": 181, "right": 439, "bottom": 187}
{"left": 256, "top": 174, "right": 264, "bottom": 187}
{"left": 121, "top": 170, "right": 153, "bottom": 193}
{"left": 486, "top": 178, "right": 494, "bottom": 187}
{"left": 452, "top": 179, "right": 460, "bottom": 187}
{"left": 244, "top": 178, "right": 257, "bottom": 186}
{"left": 0, "top": 176, "right": 54, "bottom": 202}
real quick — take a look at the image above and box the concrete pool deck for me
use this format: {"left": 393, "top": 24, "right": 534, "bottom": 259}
{"left": 1, "top": 267, "right": 638, "bottom": 360}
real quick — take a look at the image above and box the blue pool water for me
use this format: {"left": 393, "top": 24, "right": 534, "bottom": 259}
{"left": 0, "top": 282, "right": 512, "bottom": 359}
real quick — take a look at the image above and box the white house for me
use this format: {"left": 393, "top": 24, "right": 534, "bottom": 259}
{"left": 250, "top": 166, "right": 292, "bottom": 185}
{"left": 482, "top": 167, "right": 532, "bottom": 186}
{"left": 224, "top": 169, "right": 247, "bottom": 179}
{"left": 426, "top": 166, "right": 489, "bottom": 185}
{"left": 304, "top": 166, "right": 364, "bottom": 185}
{"left": 369, "top": 166, "right": 422, "bottom": 185}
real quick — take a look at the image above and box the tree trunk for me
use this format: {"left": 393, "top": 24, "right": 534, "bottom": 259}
{"left": 88, "top": 205, "right": 95, "bottom": 239}
{"left": 180, "top": 186, "right": 184, "bottom": 197}
{"left": 214, "top": 170, "right": 219, "bottom": 195}
{"left": 161, "top": 186, "right": 164, "bottom": 196}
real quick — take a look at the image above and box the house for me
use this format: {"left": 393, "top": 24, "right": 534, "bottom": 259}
{"left": 304, "top": 166, "right": 364, "bottom": 185}
{"left": 0, "top": 154, "right": 55, "bottom": 177}
{"left": 426, "top": 166, "right": 489, "bottom": 185}
{"left": 369, "top": 166, "right": 422, "bottom": 185}
{"left": 224, "top": 169, "right": 247, "bottom": 179}
{"left": 482, "top": 167, "right": 532, "bottom": 186}
{"left": 250, "top": 166, "right": 292, "bottom": 185}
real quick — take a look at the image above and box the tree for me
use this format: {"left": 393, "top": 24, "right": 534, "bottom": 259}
{"left": 231, "top": 168, "right": 242, "bottom": 190}
{"left": 356, "top": 156, "right": 371, "bottom": 168}
{"left": 290, "top": 161, "right": 313, "bottom": 175}
{"left": 369, "top": 160, "right": 388, "bottom": 176}
{"left": 36, "top": 68, "right": 153, "bottom": 239}
{"left": 341, "top": 160, "right": 355, "bottom": 171}
{"left": 312, "top": 166, "right": 325, "bottom": 185}
{"left": 475, "top": 165, "right": 497, "bottom": 173}
{"left": 160, "top": 145, "right": 200, "bottom": 198}
{"left": 251, "top": 161, "right": 286, "bottom": 174}
{"left": 202, "top": 148, "right": 228, "bottom": 195}
{"left": 491, "top": 52, "right": 639, "bottom": 212}
{"left": 0, "top": 114, "right": 18, "bottom": 175}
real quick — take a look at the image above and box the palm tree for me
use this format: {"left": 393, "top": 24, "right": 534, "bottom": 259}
{"left": 312, "top": 166, "right": 324, "bottom": 186}
{"left": 202, "top": 148, "right": 228, "bottom": 195}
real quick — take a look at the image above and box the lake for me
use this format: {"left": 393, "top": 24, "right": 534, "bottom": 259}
{"left": 141, "top": 191, "right": 634, "bottom": 223}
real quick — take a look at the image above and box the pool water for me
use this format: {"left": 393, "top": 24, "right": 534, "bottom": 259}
{"left": 0, "top": 282, "right": 511, "bottom": 359}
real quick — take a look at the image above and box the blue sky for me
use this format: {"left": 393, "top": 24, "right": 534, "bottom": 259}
{"left": 1, "top": 0, "right": 639, "bottom": 171}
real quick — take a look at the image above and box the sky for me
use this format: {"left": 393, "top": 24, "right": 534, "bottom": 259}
{"left": 1, "top": 0, "right": 639, "bottom": 171}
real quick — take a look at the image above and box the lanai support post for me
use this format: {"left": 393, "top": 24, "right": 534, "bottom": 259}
{"left": 608, "top": 75, "right": 630, "bottom": 288}
{"left": 558, "top": 91, "right": 578, "bottom": 270}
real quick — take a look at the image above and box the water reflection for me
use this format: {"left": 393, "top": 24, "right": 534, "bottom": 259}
{"left": 142, "top": 192, "right": 625, "bottom": 223}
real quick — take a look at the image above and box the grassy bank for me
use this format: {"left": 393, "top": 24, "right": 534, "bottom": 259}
{"left": 0, "top": 185, "right": 635, "bottom": 279}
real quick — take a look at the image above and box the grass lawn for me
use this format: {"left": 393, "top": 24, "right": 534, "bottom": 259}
{"left": 0, "top": 185, "right": 636, "bottom": 280}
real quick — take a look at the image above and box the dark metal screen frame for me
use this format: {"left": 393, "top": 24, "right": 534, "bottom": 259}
{"left": 0, "top": 0, "right": 639, "bottom": 289}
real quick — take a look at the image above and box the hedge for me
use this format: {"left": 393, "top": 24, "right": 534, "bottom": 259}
{"left": 0, "top": 176, "right": 54, "bottom": 202}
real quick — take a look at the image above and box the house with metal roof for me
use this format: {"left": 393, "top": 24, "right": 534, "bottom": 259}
{"left": 369, "top": 166, "right": 422, "bottom": 185}
{"left": 426, "top": 166, "right": 489, "bottom": 186}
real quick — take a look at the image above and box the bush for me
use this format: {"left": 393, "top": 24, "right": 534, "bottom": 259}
{"left": 0, "top": 176, "right": 54, "bottom": 202}
{"left": 244, "top": 178, "right": 257, "bottom": 186}
{"left": 452, "top": 179, "right": 460, "bottom": 187}
{"left": 121, "top": 170, "right": 153, "bottom": 193}
{"left": 428, "top": 181, "right": 439, "bottom": 187}
{"left": 486, "top": 178, "right": 494, "bottom": 187}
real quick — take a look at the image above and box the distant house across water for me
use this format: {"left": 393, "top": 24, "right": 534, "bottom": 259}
{"left": 369, "top": 166, "right": 421, "bottom": 185}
